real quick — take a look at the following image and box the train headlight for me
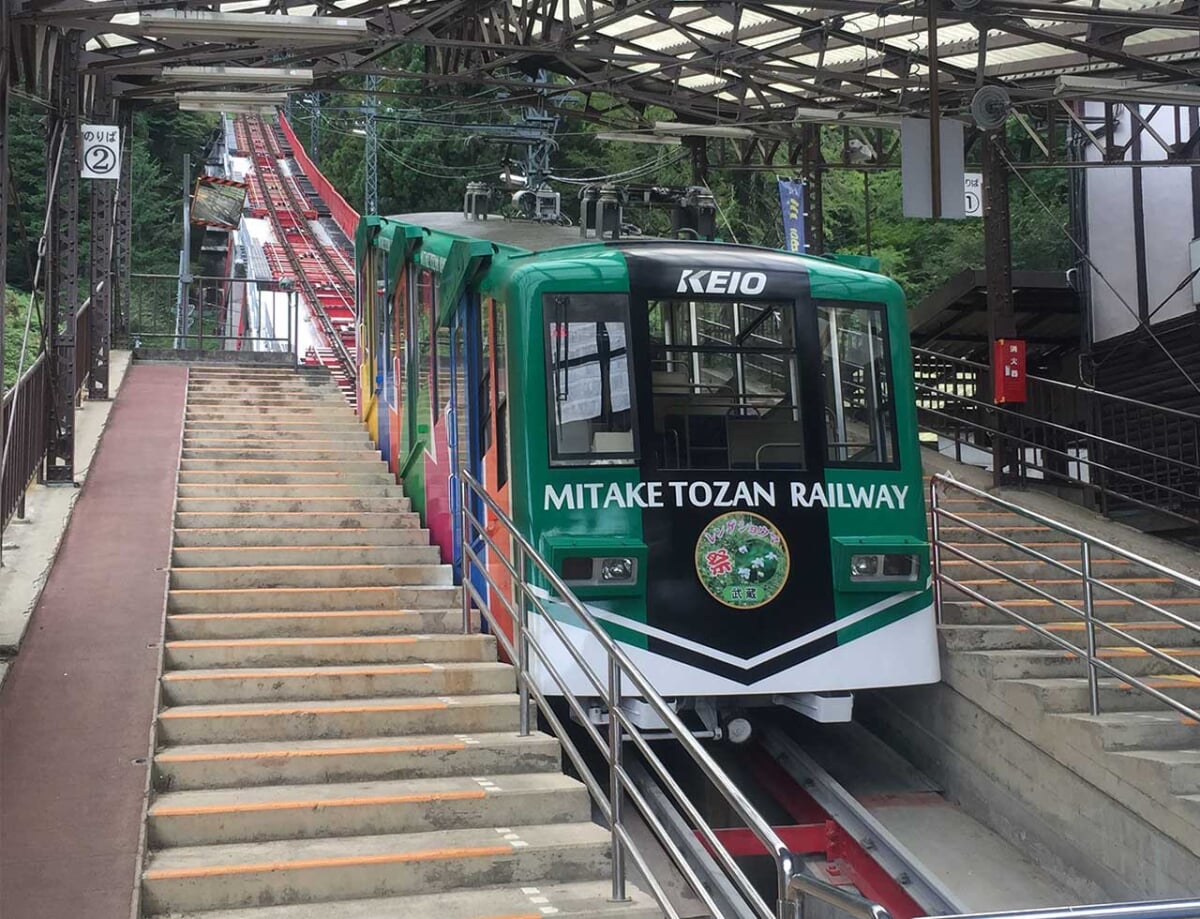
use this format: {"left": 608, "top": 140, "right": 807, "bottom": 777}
{"left": 600, "top": 557, "right": 635, "bottom": 582}
{"left": 850, "top": 554, "right": 879, "bottom": 578}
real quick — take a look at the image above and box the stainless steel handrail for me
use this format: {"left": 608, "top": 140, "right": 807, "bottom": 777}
{"left": 458, "top": 470, "right": 855, "bottom": 919}
{"left": 931, "top": 473, "right": 1200, "bottom": 721}
{"left": 927, "top": 900, "right": 1200, "bottom": 919}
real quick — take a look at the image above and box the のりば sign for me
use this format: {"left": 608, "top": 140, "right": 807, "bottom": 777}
{"left": 81, "top": 125, "right": 120, "bottom": 180}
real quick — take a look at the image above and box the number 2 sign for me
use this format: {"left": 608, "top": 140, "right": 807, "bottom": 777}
{"left": 81, "top": 125, "right": 120, "bottom": 180}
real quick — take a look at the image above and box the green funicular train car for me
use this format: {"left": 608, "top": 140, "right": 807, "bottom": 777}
{"left": 356, "top": 211, "right": 937, "bottom": 732}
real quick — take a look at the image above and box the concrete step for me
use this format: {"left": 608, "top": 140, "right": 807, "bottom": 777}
{"left": 160, "top": 660, "right": 513, "bottom": 704}
{"left": 177, "top": 484, "right": 406, "bottom": 499}
{"left": 172, "top": 527, "right": 433, "bottom": 548}
{"left": 1058, "top": 709, "right": 1200, "bottom": 751}
{"left": 171, "top": 545, "right": 440, "bottom": 568}
{"left": 186, "top": 405, "right": 353, "bottom": 416}
{"left": 177, "top": 471, "right": 394, "bottom": 485}
{"left": 143, "top": 879, "right": 661, "bottom": 919}
{"left": 939, "top": 541, "right": 1120, "bottom": 563}
{"left": 157, "top": 692, "right": 519, "bottom": 744}
{"left": 184, "top": 421, "right": 366, "bottom": 433}
{"left": 941, "top": 621, "right": 1200, "bottom": 652}
{"left": 164, "top": 632, "right": 487, "bottom": 669}
{"left": 936, "top": 525, "right": 1071, "bottom": 544}
{"left": 140, "top": 822, "right": 612, "bottom": 914}
{"left": 148, "top": 772, "right": 590, "bottom": 846}
{"left": 169, "top": 564, "right": 453, "bottom": 591}
{"left": 167, "top": 608, "right": 461, "bottom": 640}
{"left": 1110, "top": 747, "right": 1200, "bottom": 795}
{"left": 176, "top": 497, "right": 412, "bottom": 514}
{"left": 941, "top": 577, "right": 1199, "bottom": 603}
{"left": 167, "top": 583, "right": 459, "bottom": 613}
{"left": 186, "top": 392, "right": 346, "bottom": 402}
{"left": 154, "top": 730, "right": 563, "bottom": 791}
{"left": 183, "top": 432, "right": 373, "bottom": 445}
{"left": 175, "top": 512, "right": 421, "bottom": 529}
{"left": 1008, "top": 675, "right": 1200, "bottom": 715}
{"left": 939, "top": 558, "right": 1140, "bottom": 580}
{"left": 939, "top": 597, "right": 1200, "bottom": 626}
{"left": 958, "top": 647, "right": 1200, "bottom": 681}
{"left": 181, "top": 456, "right": 385, "bottom": 469}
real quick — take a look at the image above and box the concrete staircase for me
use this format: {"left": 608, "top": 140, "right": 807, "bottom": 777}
{"left": 930, "top": 484, "right": 1200, "bottom": 871}
{"left": 141, "top": 364, "right": 660, "bottom": 918}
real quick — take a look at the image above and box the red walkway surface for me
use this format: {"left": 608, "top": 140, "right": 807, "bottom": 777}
{"left": 0, "top": 365, "right": 186, "bottom": 919}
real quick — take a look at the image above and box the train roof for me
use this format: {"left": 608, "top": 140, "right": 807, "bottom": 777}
{"left": 387, "top": 212, "right": 582, "bottom": 252}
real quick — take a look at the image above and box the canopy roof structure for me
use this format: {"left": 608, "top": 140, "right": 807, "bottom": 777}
{"left": 9, "top": 0, "right": 1200, "bottom": 136}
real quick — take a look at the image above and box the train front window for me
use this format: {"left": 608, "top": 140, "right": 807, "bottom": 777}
{"left": 544, "top": 293, "right": 638, "bottom": 465}
{"left": 819, "top": 303, "right": 898, "bottom": 467}
{"left": 649, "top": 299, "right": 803, "bottom": 471}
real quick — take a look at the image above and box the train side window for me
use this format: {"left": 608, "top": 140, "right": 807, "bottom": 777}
{"left": 434, "top": 322, "right": 452, "bottom": 422}
{"left": 394, "top": 268, "right": 408, "bottom": 413}
{"left": 544, "top": 293, "right": 639, "bottom": 466}
{"left": 496, "top": 303, "right": 509, "bottom": 488}
{"left": 819, "top": 302, "right": 898, "bottom": 467}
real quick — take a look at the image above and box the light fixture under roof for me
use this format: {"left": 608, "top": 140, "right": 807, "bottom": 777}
{"left": 595, "top": 132, "right": 683, "bottom": 146}
{"left": 176, "top": 91, "right": 287, "bottom": 115}
{"left": 162, "top": 65, "right": 314, "bottom": 86}
{"left": 652, "top": 122, "right": 757, "bottom": 140}
{"left": 1054, "top": 75, "right": 1200, "bottom": 107}
{"left": 135, "top": 10, "right": 369, "bottom": 45}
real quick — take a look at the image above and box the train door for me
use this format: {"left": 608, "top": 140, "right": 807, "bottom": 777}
{"left": 357, "top": 249, "right": 379, "bottom": 438}
{"left": 478, "top": 298, "right": 515, "bottom": 643}
{"left": 388, "top": 266, "right": 409, "bottom": 475}
{"left": 375, "top": 274, "right": 391, "bottom": 466}
{"left": 449, "top": 295, "right": 482, "bottom": 574}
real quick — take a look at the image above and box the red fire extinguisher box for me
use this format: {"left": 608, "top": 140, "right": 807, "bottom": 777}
{"left": 993, "top": 338, "right": 1027, "bottom": 404}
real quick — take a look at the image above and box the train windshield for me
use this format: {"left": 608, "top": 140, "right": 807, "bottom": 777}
{"left": 820, "top": 303, "right": 898, "bottom": 466}
{"left": 544, "top": 293, "right": 639, "bottom": 465}
{"left": 648, "top": 299, "right": 803, "bottom": 471}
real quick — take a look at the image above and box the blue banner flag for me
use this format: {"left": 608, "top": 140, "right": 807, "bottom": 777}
{"left": 777, "top": 179, "right": 806, "bottom": 253}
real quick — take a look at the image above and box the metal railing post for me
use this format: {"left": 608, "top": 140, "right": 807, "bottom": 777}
{"left": 514, "top": 542, "right": 531, "bottom": 737}
{"left": 608, "top": 657, "right": 628, "bottom": 903}
{"left": 460, "top": 475, "right": 472, "bottom": 635}
{"left": 930, "top": 477, "right": 943, "bottom": 623}
{"left": 1080, "top": 539, "right": 1101, "bottom": 716}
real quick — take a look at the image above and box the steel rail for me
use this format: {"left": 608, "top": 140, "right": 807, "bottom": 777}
{"left": 242, "top": 115, "right": 356, "bottom": 384}
{"left": 759, "top": 725, "right": 965, "bottom": 917}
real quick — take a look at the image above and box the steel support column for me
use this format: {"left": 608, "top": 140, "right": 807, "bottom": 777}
{"left": 113, "top": 101, "right": 132, "bottom": 344}
{"left": 0, "top": 0, "right": 10, "bottom": 562}
{"left": 983, "top": 133, "right": 1018, "bottom": 487}
{"left": 88, "top": 75, "right": 114, "bottom": 399}
{"left": 45, "top": 32, "right": 81, "bottom": 484}
{"left": 364, "top": 74, "right": 378, "bottom": 215}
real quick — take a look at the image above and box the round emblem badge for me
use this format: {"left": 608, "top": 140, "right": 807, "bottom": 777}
{"left": 695, "top": 511, "right": 790, "bottom": 610}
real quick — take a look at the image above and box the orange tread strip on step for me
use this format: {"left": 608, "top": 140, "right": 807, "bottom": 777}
{"left": 143, "top": 844, "right": 514, "bottom": 880}
{"left": 167, "top": 636, "right": 421, "bottom": 648}
{"left": 159, "top": 701, "right": 448, "bottom": 720}
{"left": 168, "top": 611, "right": 436, "bottom": 620}
{"left": 153, "top": 789, "right": 487, "bottom": 817}
{"left": 155, "top": 741, "right": 467, "bottom": 763}
{"left": 162, "top": 665, "right": 433, "bottom": 681}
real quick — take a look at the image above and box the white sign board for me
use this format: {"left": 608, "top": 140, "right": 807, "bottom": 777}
{"left": 81, "top": 125, "right": 120, "bottom": 180}
{"left": 964, "top": 172, "right": 983, "bottom": 217}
